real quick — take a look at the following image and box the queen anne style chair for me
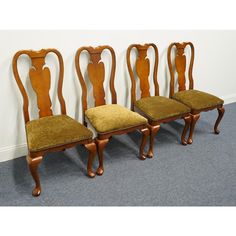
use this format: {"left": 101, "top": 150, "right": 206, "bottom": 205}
{"left": 167, "top": 42, "right": 225, "bottom": 144}
{"left": 13, "top": 49, "right": 97, "bottom": 197}
{"left": 127, "top": 43, "right": 191, "bottom": 158}
{"left": 75, "top": 45, "right": 149, "bottom": 176}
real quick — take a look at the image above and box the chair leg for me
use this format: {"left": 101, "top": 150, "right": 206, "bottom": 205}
{"left": 26, "top": 155, "right": 43, "bottom": 197}
{"left": 84, "top": 142, "right": 97, "bottom": 178}
{"left": 181, "top": 115, "right": 191, "bottom": 145}
{"left": 139, "top": 127, "right": 150, "bottom": 160}
{"left": 187, "top": 113, "right": 200, "bottom": 144}
{"left": 214, "top": 106, "right": 225, "bottom": 134}
{"left": 147, "top": 124, "right": 160, "bottom": 158}
{"left": 96, "top": 138, "right": 109, "bottom": 176}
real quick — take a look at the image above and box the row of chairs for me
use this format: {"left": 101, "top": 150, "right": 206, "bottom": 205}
{"left": 12, "top": 42, "right": 225, "bottom": 196}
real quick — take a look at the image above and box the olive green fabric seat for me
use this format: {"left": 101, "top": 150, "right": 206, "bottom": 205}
{"left": 134, "top": 96, "right": 190, "bottom": 121}
{"left": 85, "top": 104, "right": 147, "bottom": 133}
{"left": 26, "top": 115, "right": 93, "bottom": 152}
{"left": 172, "top": 90, "right": 224, "bottom": 112}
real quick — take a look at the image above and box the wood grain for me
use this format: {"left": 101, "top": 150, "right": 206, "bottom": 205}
{"left": 167, "top": 42, "right": 194, "bottom": 97}
{"left": 75, "top": 46, "right": 117, "bottom": 116}
{"left": 12, "top": 49, "right": 66, "bottom": 122}
{"left": 127, "top": 43, "right": 159, "bottom": 110}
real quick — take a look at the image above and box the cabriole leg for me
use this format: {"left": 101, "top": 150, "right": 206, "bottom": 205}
{"left": 214, "top": 106, "right": 225, "bottom": 134}
{"left": 26, "top": 155, "right": 43, "bottom": 197}
{"left": 147, "top": 124, "right": 160, "bottom": 158}
{"left": 139, "top": 127, "right": 150, "bottom": 160}
{"left": 181, "top": 115, "right": 191, "bottom": 145}
{"left": 84, "top": 142, "right": 97, "bottom": 178}
{"left": 96, "top": 138, "right": 109, "bottom": 176}
{"left": 187, "top": 113, "right": 200, "bottom": 144}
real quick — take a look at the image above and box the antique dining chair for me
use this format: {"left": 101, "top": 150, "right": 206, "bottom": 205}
{"left": 13, "top": 49, "right": 97, "bottom": 197}
{"left": 167, "top": 42, "right": 225, "bottom": 144}
{"left": 127, "top": 43, "right": 191, "bottom": 158}
{"left": 75, "top": 45, "right": 149, "bottom": 176}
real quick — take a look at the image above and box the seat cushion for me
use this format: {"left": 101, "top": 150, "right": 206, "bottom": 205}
{"left": 85, "top": 104, "right": 147, "bottom": 133}
{"left": 172, "top": 90, "right": 224, "bottom": 111}
{"left": 26, "top": 115, "right": 93, "bottom": 152}
{"left": 134, "top": 96, "right": 190, "bottom": 121}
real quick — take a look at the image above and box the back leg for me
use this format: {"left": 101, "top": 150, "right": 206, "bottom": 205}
{"left": 214, "top": 106, "right": 225, "bottom": 134}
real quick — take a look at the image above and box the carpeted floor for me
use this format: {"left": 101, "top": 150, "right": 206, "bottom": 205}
{"left": 0, "top": 103, "right": 236, "bottom": 206}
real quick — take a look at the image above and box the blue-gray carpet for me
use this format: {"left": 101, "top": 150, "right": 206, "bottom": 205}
{"left": 1, "top": 103, "right": 236, "bottom": 206}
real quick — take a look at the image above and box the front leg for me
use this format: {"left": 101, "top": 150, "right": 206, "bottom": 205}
{"left": 214, "top": 106, "right": 225, "bottom": 134}
{"left": 26, "top": 155, "right": 43, "bottom": 197}
{"left": 147, "top": 124, "right": 160, "bottom": 158}
{"left": 187, "top": 113, "right": 200, "bottom": 144}
{"left": 181, "top": 115, "right": 191, "bottom": 145}
{"left": 139, "top": 127, "right": 150, "bottom": 160}
{"left": 96, "top": 138, "right": 109, "bottom": 176}
{"left": 84, "top": 142, "right": 97, "bottom": 178}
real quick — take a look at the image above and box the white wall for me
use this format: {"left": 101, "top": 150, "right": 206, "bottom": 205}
{"left": 0, "top": 30, "right": 236, "bottom": 162}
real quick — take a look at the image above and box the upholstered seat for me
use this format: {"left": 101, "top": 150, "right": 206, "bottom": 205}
{"left": 172, "top": 90, "right": 224, "bottom": 112}
{"left": 134, "top": 96, "right": 190, "bottom": 121}
{"left": 26, "top": 115, "right": 93, "bottom": 152}
{"left": 85, "top": 104, "right": 147, "bottom": 133}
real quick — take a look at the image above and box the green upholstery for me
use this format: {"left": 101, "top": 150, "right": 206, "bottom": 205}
{"left": 26, "top": 115, "right": 93, "bottom": 152}
{"left": 85, "top": 104, "right": 147, "bottom": 133}
{"left": 135, "top": 96, "right": 190, "bottom": 121}
{"left": 172, "top": 90, "right": 224, "bottom": 112}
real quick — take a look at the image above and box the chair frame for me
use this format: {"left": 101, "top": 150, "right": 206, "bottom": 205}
{"left": 75, "top": 45, "right": 149, "bottom": 176}
{"left": 127, "top": 43, "right": 192, "bottom": 157}
{"left": 13, "top": 48, "right": 97, "bottom": 197}
{"left": 168, "top": 42, "right": 225, "bottom": 144}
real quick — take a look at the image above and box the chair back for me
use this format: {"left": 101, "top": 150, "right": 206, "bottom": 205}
{"left": 13, "top": 49, "right": 66, "bottom": 123}
{"left": 167, "top": 42, "right": 195, "bottom": 97}
{"left": 127, "top": 43, "right": 159, "bottom": 109}
{"left": 75, "top": 45, "right": 117, "bottom": 117}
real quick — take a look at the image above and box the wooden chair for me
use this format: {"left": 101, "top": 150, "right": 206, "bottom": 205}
{"left": 127, "top": 43, "right": 191, "bottom": 158}
{"left": 167, "top": 42, "right": 225, "bottom": 144}
{"left": 75, "top": 45, "right": 150, "bottom": 176}
{"left": 13, "top": 49, "right": 97, "bottom": 197}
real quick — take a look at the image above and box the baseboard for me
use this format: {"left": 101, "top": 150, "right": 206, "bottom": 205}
{"left": 0, "top": 143, "right": 27, "bottom": 162}
{"left": 221, "top": 93, "right": 236, "bottom": 105}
